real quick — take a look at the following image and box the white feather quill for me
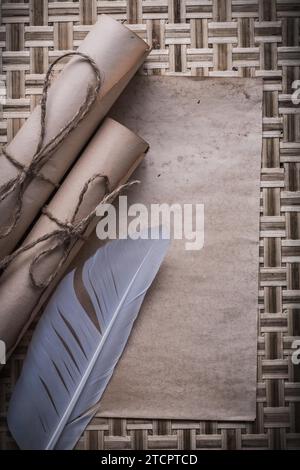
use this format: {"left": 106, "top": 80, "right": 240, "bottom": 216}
{"left": 7, "top": 229, "right": 169, "bottom": 450}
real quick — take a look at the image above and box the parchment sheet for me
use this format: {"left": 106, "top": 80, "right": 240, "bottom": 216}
{"left": 78, "top": 76, "right": 262, "bottom": 421}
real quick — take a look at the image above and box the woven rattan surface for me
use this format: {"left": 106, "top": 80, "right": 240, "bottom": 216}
{"left": 0, "top": 0, "right": 300, "bottom": 450}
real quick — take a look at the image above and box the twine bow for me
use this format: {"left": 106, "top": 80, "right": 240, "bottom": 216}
{"left": 0, "top": 176, "right": 139, "bottom": 289}
{"left": 0, "top": 51, "right": 102, "bottom": 239}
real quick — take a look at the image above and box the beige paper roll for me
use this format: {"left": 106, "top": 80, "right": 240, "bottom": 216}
{"left": 0, "top": 15, "right": 150, "bottom": 258}
{"left": 0, "top": 117, "right": 148, "bottom": 359}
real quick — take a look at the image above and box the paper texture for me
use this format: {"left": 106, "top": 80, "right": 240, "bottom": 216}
{"left": 0, "top": 117, "right": 148, "bottom": 358}
{"left": 0, "top": 15, "right": 150, "bottom": 258}
{"left": 78, "top": 76, "right": 262, "bottom": 421}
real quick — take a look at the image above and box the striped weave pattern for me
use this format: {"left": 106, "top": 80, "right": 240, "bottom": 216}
{"left": 0, "top": 0, "right": 300, "bottom": 450}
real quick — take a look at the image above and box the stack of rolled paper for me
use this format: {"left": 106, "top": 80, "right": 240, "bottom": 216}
{"left": 0, "top": 15, "right": 150, "bottom": 359}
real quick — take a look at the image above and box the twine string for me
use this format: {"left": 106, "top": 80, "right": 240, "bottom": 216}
{"left": 0, "top": 51, "right": 102, "bottom": 239}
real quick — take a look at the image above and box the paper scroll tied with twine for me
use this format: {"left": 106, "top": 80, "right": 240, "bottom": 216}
{"left": 0, "top": 117, "right": 149, "bottom": 359}
{"left": 0, "top": 15, "right": 150, "bottom": 259}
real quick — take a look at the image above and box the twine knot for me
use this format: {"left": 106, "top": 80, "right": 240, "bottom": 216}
{"left": 0, "top": 177, "right": 139, "bottom": 290}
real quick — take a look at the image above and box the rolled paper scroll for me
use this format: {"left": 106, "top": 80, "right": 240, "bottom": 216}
{"left": 0, "top": 117, "right": 148, "bottom": 359}
{"left": 0, "top": 14, "right": 150, "bottom": 258}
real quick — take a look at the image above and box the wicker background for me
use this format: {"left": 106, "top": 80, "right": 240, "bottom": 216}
{"left": 0, "top": 0, "right": 300, "bottom": 450}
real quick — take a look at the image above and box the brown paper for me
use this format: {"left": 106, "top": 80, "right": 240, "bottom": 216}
{"left": 77, "top": 76, "right": 262, "bottom": 421}
{"left": 0, "top": 15, "right": 150, "bottom": 259}
{"left": 0, "top": 117, "right": 148, "bottom": 358}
